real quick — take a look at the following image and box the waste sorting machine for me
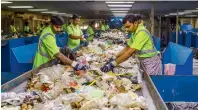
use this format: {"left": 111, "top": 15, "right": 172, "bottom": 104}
{"left": 1, "top": 30, "right": 168, "bottom": 110}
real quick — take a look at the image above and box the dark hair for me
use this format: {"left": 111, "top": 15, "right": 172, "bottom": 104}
{"left": 135, "top": 14, "right": 142, "bottom": 21}
{"left": 11, "top": 21, "right": 14, "bottom": 25}
{"left": 90, "top": 21, "right": 95, "bottom": 25}
{"left": 51, "top": 15, "right": 64, "bottom": 25}
{"left": 122, "top": 15, "right": 137, "bottom": 24}
{"left": 72, "top": 14, "right": 80, "bottom": 20}
{"left": 45, "top": 23, "right": 49, "bottom": 26}
{"left": 25, "top": 22, "right": 29, "bottom": 26}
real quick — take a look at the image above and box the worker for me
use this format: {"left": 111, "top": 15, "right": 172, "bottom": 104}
{"left": 100, "top": 21, "right": 106, "bottom": 32}
{"left": 87, "top": 21, "right": 95, "bottom": 41}
{"left": 62, "top": 23, "right": 67, "bottom": 33}
{"left": 104, "top": 20, "right": 110, "bottom": 31}
{"left": 33, "top": 15, "right": 87, "bottom": 71}
{"left": 36, "top": 23, "right": 44, "bottom": 35}
{"left": 45, "top": 22, "right": 49, "bottom": 28}
{"left": 67, "top": 14, "right": 87, "bottom": 50}
{"left": 10, "top": 21, "right": 17, "bottom": 36}
{"left": 101, "top": 15, "right": 162, "bottom": 75}
{"left": 24, "top": 21, "right": 31, "bottom": 34}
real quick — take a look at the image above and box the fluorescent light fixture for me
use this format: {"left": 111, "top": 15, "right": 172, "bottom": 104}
{"left": 106, "top": 2, "right": 134, "bottom": 4}
{"left": 112, "top": 11, "right": 128, "bottom": 13}
{"left": 65, "top": 14, "right": 72, "bottom": 17}
{"left": 1, "top": 1, "right": 12, "bottom": 4}
{"left": 184, "top": 10, "right": 198, "bottom": 12}
{"left": 8, "top": 6, "right": 33, "bottom": 8}
{"left": 28, "top": 9, "right": 48, "bottom": 11}
{"left": 113, "top": 13, "right": 127, "bottom": 17}
{"left": 41, "top": 11, "right": 58, "bottom": 14}
{"left": 110, "top": 8, "right": 131, "bottom": 11}
{"left": 165, "top": 15, "right": 169, "bottom": 17}
{"left": 52, "top": 13, "right": 66, "bottom": 15}
{"left": 108, "top": 5, "right": 132, "bottom": 7}
{"left": 185, "top": 15, "right": 197, "bottom": 17}
{"left": 196, "top": 8, "right": 198, "bottom": 9}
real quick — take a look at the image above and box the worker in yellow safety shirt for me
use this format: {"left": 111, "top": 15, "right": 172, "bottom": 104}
{"left": 101, "top": 15, "right": 162, "bottom": 75}
{"left": 36, "top": 23, "right": 44, "bottom": 35}
{"left": 10, "top": 21, "right": 17, "bottom": 36}
{"left": 87, "top": 21, "right": 95, "bottom": 41}
{"left": 33, "top": 15, "right": 88, "bottom": 71}
{"left": 104, "top": 20, "right": 110, "bottom": 31}
{"left": 24, "top": 21, "right": 31, "bottom": 34}
{"left": 61, "top": 23, "right": 67, "bottom": 33}
{"left": 100, "top": 21, "right": 106, "bottom": 32}
{"left": 67, "top": 14, "right": 87, "bottom": 49}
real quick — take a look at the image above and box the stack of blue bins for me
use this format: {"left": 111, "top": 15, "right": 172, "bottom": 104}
{"left": 191, "top": 28, "right": 198, "bottom": 48}
{"left": 151, "top": 42, "right": 197, "bottom": 105}
{"left": 181, "top": 23, "right": 193, "bottom": 48}
{"left": 152, "top": 36, "right": 161, "bottom": 51}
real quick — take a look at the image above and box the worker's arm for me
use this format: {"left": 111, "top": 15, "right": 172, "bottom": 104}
{"left": 115, "top": 47, "right": 136, "bottom": 64}
{"left": 67, "top": 26, "right": 83, "bottom": 40}
{"left": 116, "top": 46, "right": 130, "bottom": 58}
{"left": 55, "top": 52, "right": 73, "bottom": 65}
{"left": 69, "top": 34, "right": 83, "bottom": 40}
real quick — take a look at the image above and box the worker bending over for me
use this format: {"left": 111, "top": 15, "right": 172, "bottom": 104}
{"left": 10, "top": 21, "right": 17, "bottom": 36}
{"left": 67, "top": 14, "right": 87, "bottom": 50}
{"left": 101, "top": 15, "right": 162, "bottom": 75}
{"left": 104, "top": 20, "right": 110, "bottom": 31}
{"left": 33, "top": 15, "right": 87, "bottom": 71}
{"left": 87, "top": 21, "right": 95, "bottom": 41}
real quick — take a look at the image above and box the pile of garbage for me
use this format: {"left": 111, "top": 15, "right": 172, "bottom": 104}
{"left": 100, "top": 31, "right": 126, "bottom": 44}
{"left": 1, "top": 38, "right": 147, "bottom": 110}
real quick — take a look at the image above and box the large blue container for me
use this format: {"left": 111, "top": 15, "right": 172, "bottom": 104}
{"left": 151, "top": 76, "right": 198, "bottom": 102}
{"left": 163, "top": 42, "right": 193, "bottom": 75}
{"left": 181, "top": 23, "right": 192, "bottom": 31}
{"left": 10, "top": 43, "right": 38, "bottom": 73}
{"left": 1, "top": 38, "right": 25, "bottom": 72}
{"left": 152, "top": 36, "right": 161, "bottom": 51}
{"left": 1, "top": 72, "right": 22, "bottom": 85}
{"left": 56, "top": 33, "right": 68, "bottom": 47}
{"left": 169, "top": 32, "right": 176, "bottom": 43}
{"left": 182, "top": 31, "right": 192, "bottom": 48}
{"left": 24, "top": 36, "right": 39, "bottom": 45}
{"left": 178, "top": 31, "right": 184, "bottom": 46}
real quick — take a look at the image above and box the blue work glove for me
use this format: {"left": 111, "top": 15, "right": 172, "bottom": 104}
{"left": 72, "top": 61, "right": 87, "bottom": 71}
{"left": 100, "top": 60, "right": 117, "bottom": 73}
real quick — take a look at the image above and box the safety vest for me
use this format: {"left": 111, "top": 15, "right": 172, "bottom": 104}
{"left": 10, "top": 25, "right": 16, "bottom": 33}
{"left": 87, "top": 26, "right": 95, "bottom": 41}
{"left": 67, "top": 24, "right": 81, "bottom": 49}
{"left": 133, "top": 29, "right": 157, "bottom": 56}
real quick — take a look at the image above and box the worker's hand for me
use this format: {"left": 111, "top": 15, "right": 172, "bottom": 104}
{"left": 72, "top": 61, "right": 87, "bottom": 71}
{"left": 60, "top": 46, "right": 77, "bottom": 60}
{"left": 100, "top": 62, "right": 115, "bottom": 73}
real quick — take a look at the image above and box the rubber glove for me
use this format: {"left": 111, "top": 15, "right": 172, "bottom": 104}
{"left": 72, "top": 61, "right": 87, "bottom": 71}
{"left": 100, "top": 60, "right": 117, "bottom": 73}
{"left": 60, "top": 46, "right": 77, "bottom": 60}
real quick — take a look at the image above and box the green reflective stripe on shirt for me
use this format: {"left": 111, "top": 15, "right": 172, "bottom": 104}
{"left": 67, "top": 24, "right": 82, "bottom": 49}
{"left": 33, "top": 26, "right": 59, "bottom": 68}
{"left": 127, "top": 24, "right": 157, "bottom": 58}
{"left": 87, "top": 26, "right": 95, "bottom": 41}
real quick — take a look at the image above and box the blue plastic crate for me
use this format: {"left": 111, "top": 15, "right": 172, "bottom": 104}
{"left": 1, "top": 72, "right": 22, "bottom": 85}
{"left": 182, "top": 31, "right": 192, "bottom": 48}
{"left": 24, "top": 36, "right": 39, "bottom": 45}
{"left": 152, "top": 36, "right": 160, "bottom": 51}
{"left": 1, "top": 38, "right": 25, "bottom": 72}
{"left": 163, "top": 42, "right": 193, "bottom": 75}
{"left": 56, "top": 33, "right": 68, "bottom": 47}
{"left": 169, "top": 32, "right": 176, "bottom": 43}
{"left": 151, "top": 76, "right": 198, "bottom": 102}
{"left": 10, "top": 43, "right": 38, "bottom": 73}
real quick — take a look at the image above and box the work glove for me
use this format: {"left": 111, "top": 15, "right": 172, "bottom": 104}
{"left": 82, "top": 39, "right": 89, "bottom": 46}
{"left": 60, "top": 46, "right": 77, "bottom": 60}
{"left": 100, "top": 60, "right": 117, "bottom": 73}
{"left": 72, "top": 61, "right": 87, "bottom": 71}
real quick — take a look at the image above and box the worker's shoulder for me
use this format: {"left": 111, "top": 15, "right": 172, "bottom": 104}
{"left": 136, "top": 28, "right": 150, "bottom": 37}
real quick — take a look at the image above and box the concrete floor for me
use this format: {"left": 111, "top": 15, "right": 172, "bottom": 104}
{"left": 193, "top": 59, "right": 198, "bottom": 75}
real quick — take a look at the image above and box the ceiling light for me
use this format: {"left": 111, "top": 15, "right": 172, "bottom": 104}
{"left": 1, "top": 1, "right": 12, "bottom": 4}
{"left": 52, "top": 13, "right": 66, "bottom": 15}
{"left": 112, "top": 11, "right": 128, "bottom": 13}
{"left": 108, "top": 5, "right": 132, "bottom": 8}
{"left": 41, "top": 11, "right": 58, "bottom": 14}
{"left": 165, "top": 15, "right": 169, "bottom": 17}
{"left": 196, "top": 8, "right": 198, "bottom": 9}
{"left": 184, "top": 10, "right": 198, "bottom": 12}
{"left": 185, "top": 15, "right": 197, "bottom": 17}
{"left": 65, "top": 14, "right": 72, "bottom": 17}
{"left": 110, "top": 8, "right": 131, "bottom": 11}
{"left": 106, "top": 2, "right": 134, "bottom": 4}
{"left": 28, "top": 9, "right": 48, "bottom": 11}
{"left": 8, "top": 6, "right": 33, "bottom": 8}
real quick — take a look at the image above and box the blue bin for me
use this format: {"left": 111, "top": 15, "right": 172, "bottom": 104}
{"left": 178, "top": 31, "right": 184, "bottom": 45}
{"left": 181, "top": 23, "right": 192, "bottom": 31}
{"left": 1, "top": 38, "right": 25, "bottom": 72}
{"left": 10, "top": 43, "right": 38, "bottom": 73}
{"left": 24, "top": 36, "right": 39, "bottom": 45}
{"left": 1, "top": 72, "right": 22, "bottom": 85}
{"left": 151, "top": 76, "right": 198, "bottom": 102}
{"left": 56, "top": 33, "right": 68, "bottom": 47}
{"left": 169, "top": 32, "right": 176, "bottom": 43}
{"left": 182, "top": 31, "right": 192, "bottom": 48}
{"left": 152, "top": 36, "right": 160, "bottom": 51}
{"left": 163, "top": 42, "right": 193, "bottom": 75}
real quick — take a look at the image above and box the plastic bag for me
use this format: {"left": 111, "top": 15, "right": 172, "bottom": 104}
{"left": 59, "top": 93, "right": 84, "bottom": 104}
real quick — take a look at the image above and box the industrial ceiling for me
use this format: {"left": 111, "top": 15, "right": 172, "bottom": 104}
{"left": 1, "top": 1, "right": 198, "bottom": 19}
